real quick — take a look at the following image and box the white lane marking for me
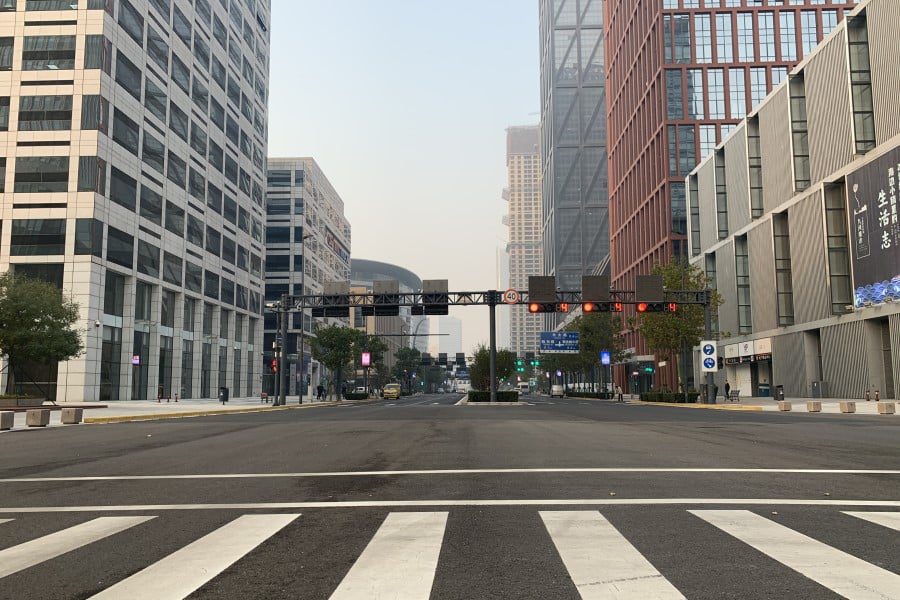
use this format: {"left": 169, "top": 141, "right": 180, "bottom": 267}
{"left": 387, "top": 403, "right": 395, "bottom": 406}
{"left": 1, "top": 499, "right": 899, "bottom": 514}
{"left": 541, "top": 511, "right": 684, "bottom": 599}
{"left": 0, "top": 518, "right": 11, "bottom": 525}
{"left": 844, "top": 511, "right": 900, "bottom": 531}
{"left": 691, "top": 510, "right": 900, "bottom": 599}
{"left": 3, "top": 468, "right": 897, "bottom": 483}
{"left": 89, "top": 513, "right": 298, "bottom": 599}
{"left": 432, "top": 402, "right": 440, "bottom": 405}
{"left": 0, "top": 516, "right": 153, "bottom": 578}
{"left": 329, "top": 512, "right": 447, "bottom": 600}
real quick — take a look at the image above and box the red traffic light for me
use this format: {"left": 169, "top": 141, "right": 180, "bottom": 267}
{"left": 583, "top": 302, "right": 596, "bottom": 313}
{"left": 528, "top": 302, "right": 542, "bottom": 313}
{"left": 637, "top": 302, "right": 649, "bottom": 313}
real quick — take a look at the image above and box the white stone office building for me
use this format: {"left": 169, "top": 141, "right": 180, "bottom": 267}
{"left": 264, "top": 158, "right": 351, "bottom": 396}
{"left": 688, "top": 0, "right": 899, "bottom": 400}
{"left": 0, "top": 0, "right": 271, "bottom": 401}
{"left": 505, "top": 125, "right": 542, "bottom": 356}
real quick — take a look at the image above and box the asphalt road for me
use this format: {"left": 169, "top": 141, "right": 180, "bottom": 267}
{"left": 0, "top": 393, "right": 898, "bottom": 599}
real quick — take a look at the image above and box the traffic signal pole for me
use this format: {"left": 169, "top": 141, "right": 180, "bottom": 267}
{"left": 488, "top": 291, "right": 497, "bottom": 403}
{"left": 704, "top": 290, "right": 715, "bottom": 404}
{"left": 278, "top": 294, "right": 289, "bottom": 406}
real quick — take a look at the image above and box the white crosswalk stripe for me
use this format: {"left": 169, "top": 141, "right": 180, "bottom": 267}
{"left": 0, "top": 516, "right": 153, "bottom": 578}
{"left": 540, "top": 511, "right": 685, "bottom": 599}
{"left": 329, "top": 511, "right": 448, "bottom": 600}
{"left": 844, "top": 511, "right": 900, "bottom": 532}
{"left": 0, "top": 519, "right": 12, "bottom": 526}
{"left": 89, "top": 513, "right": 299, "bottom": 600}
{"left": 691, "top": 510, "right": 900, "bottom": 600}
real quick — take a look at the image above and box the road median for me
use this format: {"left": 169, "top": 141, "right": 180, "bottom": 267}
{"left": 84, "top": 401, "right": 344, "bottom": 424}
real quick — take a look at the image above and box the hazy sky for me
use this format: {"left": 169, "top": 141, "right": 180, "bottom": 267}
{"left": 268, "top": 0, "right": 539, "bottom": 353}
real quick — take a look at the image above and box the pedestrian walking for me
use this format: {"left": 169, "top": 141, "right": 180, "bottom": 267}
{"left": 316, "top": 384, "right": 324, "bottom": 401}
{"left": 725, "top": 381, "right": 731, "bottom": 401}
{"left": 616, "top": 384, "right": 624, "bottom": 403}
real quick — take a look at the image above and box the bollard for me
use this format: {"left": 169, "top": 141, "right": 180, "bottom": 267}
{"left": 806, "top": 401, "right": 822, "bottom": 413}
{"left": 778, "top": 401, "right": 792, "bottom": 411}
{"left": 865, "top": 389, "right": 871, "bottom": 402}
{"left": 0, "top": 411, "right": 13, "bottom": 430}
{"left": 839, "top": 401, "right": 856, "bottom": 414}
{"left": 875, "top": 389, "right": 880, "bottom": 402}
{"left": 26, "top": 409, "right": 50, "bottom": 427}
{"left": 877, "top": 402, "right": 896, "bottom": 415}
{"left": 60, "top": 408, "right": 83, "bottom": 424}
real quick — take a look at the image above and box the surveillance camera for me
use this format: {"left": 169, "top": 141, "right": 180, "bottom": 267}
{"left": 94, "top": 320, "right": 101, "bottom": 328}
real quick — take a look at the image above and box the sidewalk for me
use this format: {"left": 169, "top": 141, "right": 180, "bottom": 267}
{"left": 1, "top": 395, "right": 354, "bottom": 432}
{"left": 631, "top": 395, "right": 897, "bottom": 415}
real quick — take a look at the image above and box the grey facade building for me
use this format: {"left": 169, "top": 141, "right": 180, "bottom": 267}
{"left": 264, "top": 158, "right": 351, "bottom": 396}
{"left": 539, "top": 0, "right": 607, "bottom": 296}
{"left": 505, "top": 125, "right": 542, "bottom": 355}
{"left": 688, "top": 0, "right": 899, "bottom": 400}
{"left": 0, "top": 0, "right": 270, "bottom": 401}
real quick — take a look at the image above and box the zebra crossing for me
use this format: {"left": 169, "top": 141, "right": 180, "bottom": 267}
{"left": 0, "top": 508, "right": 897, "bottom": 599}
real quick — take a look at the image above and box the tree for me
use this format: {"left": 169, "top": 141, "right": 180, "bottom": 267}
{"left": 392, "top": 346, "right": 421, "bottom": 394}
{"left": 629, "top": 258, "right": 722, "bottom": 390}
{"left": 0, "top": 273, "right": 83, "bottom": 396}
{"left": 559, "top": 312, "right": 627, "bottom": 390}
{"left": 469, "top": 345, "right": 516, "bottom": 391}
{"left": 309, "top": 324, "right": 364, "bottom": 399}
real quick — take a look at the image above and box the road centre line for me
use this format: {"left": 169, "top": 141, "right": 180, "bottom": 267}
{"left": 0, "top": 499, "right": 898, "bottom": 513}
{"left": 2, "top": 468, "right": 899, "bottom": 483}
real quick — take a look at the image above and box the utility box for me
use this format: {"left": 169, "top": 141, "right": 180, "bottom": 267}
{"left": 773, "top": 385, "right": 785, "bottom": 401}
{"left": 811, "top": 380, "right": 826, "bottom": 398}
{"left": 218, "top": 387, "right": 229, "bottom": 404}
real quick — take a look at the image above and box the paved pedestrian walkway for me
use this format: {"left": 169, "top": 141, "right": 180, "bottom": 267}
{"left": 1, "top": 396, "right": 349, "bottom": 432}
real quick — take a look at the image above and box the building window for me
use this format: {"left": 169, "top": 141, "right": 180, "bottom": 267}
{"left": 74, "top": 218, "right": 103, "bottom": 257}
{"left": 772, "top": 66, "right": 788, "bottom": 87}
{"left": 106, "top": 226, "right": 133, "bottom": 269}
{"left": 800, "top": 11, "right": 817, "bottom": 57}
{"left": 100, "top": 325, "right": 121, "bottom": 401}
{"left": 158, "top": 335, "right": 173, "bottom": 397}
{"left": 689, "top": 174, "right": 701, "bottom": 257}
{"left": 699, "top": 124, "right": 717, "bottom": 159}
{"left": 14, "top": 157, "right": 68, "bottom": 193}
{"left": 164, "top": 201, "right": 184, "bottom": 236}
{"left": 729, "top": 68, "right": 746, "bottom": 119}
{"left": 112, "top": 109, "right": 139, "bottom": 156}
{"left": 695, "top": 14, "right": 712, "bottom": 63}
{"left": 847, "top": 15, "right": 876, "bottom": 154}
{"left": 773, "top": 213, "right": 795, "bottom": 326}
{"left": 181, "top": 339, "right": 193, "bottom": 399}
{"left": 688, "top": 69, "right": 704, "bottom": 119}
{"left": 81, "top": 95, "right": 109, "bottom": 132}
{"left": 750, "top": 67, "right": 767, "bottom": 109}
{"left": 705, "top": 252, "right": 718, "bottom": 334}
{"left": 185, "top": 261, "right": 203, "bottom": 293}
{"left": 114, "top": 52, "right": 142, "bottom": 101}
{"left": 665, "top": 70, "right": 683, "bottom": 119}
{"left": 671, "top": 182, "right": 687, "bottom": 235}
{"left": 735, "top": 234, "right": 752, "bottom": 334}
{"left": 678, "top": 125, "right": 696, "bottom": 176}
{"left": 266, "top": 226, "right": 290, "bottom": 244}
{"left": 779, "top": 11, "right": 797, "bottom": 61}
{"left": 708, "top": 69, "right": 725, "bottom": 119}
{"left": 160, "top": 289, "right": 176, "bottom": 329}
{"left": 201, "top": 342, "right": 212, "bottom": 398}
{"left": 822, "top": 10, "right": 838, "bottom": 36}
{"left": 163, "top": 252, "right": 182, "bottom": 286}
{"left": 715, "top": 13, "right": 732, "bottom": 62}
{"left": 21, "top": 36, "right": 75, "bottom": 70}
{"left": 715, "top": 149, "right": 728, "bottom": 240}
{"left": 18, "top": 95, "right": 72, "bottom": 131}
{"left": 737, "top": 13, "right": 755, "bottom": 62}
{"left": 139, "top": 186, "right": 162, "bottom": 226}
{"left": 824, "top": 184, "right": 853, "bottom": 313}
{"left": 747, "top": 116, "right": 764, "bottom": 218}
{"left": 84, "top": 34, "right": 111, "bottom": 73}
{"left": 758, "top": 12, "right": 775, "bottom": 61}
{"left": 0, "top": 38, "right": 13, "bottom": 71}
{"left": 10, "top": 219, "right": 65, "bottom": 255}
{"left": 103, "top": 270, "right": 125, "bottom": 317}
{"left": 789, "top": 75, "right": 810, "bottom": 191}
{"left": 673, "top": 14, "right": 691, "bottom": 63}
{"left": 136, "top": 239, "right": 160, "bottom": 278}
{"left": 109, "top": 166, "right": 137, "bottom": 212}
{"left": 117, "top": 0, "right": 143, "bottom": 45}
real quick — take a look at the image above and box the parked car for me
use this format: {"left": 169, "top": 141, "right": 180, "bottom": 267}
{"left": 517, "top": 382, "right": 530, "bottom": 395}
{"left": 550, "top": 384, "right": 565, "bottom": 398}
{"left": 353, "top": 386, "right": 367, "bottom": 395}
{"left": 382, "top": 384, "right": 402, "bottom": 399}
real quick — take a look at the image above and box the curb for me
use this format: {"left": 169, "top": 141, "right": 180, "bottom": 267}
{"left": 628, "top": 400, "right": 764, "bottom": 412}
{"left": 83, "top": 401, "right": 342, "bottom": 424}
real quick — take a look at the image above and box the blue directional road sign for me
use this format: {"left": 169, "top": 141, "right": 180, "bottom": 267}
{"left": 600, "top": 350, "right": 611, "bottom": 365}
{"left": 700, "top": 340, "right": 718, "bottom": 372}
{"left": 540, "top": 331, "right": 580, "bottom": 354}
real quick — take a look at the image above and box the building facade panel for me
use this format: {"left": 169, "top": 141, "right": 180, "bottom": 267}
{"left": 715, "top": 241, "right": 738, "bottom": 337}
{"left": 697, "top": 158, "right": 718, "bottom": 251}
{"left": 757, "top": 86, "right": 793, "bottom": 214}
{"left": 867, "top": 0, "right": 900, "bottom": 143}
{"left": 723, "top": 125, "right": 751, "bottom": 233}
{"left": 748, "top": 219, "right": 777, "bottom": 333}
{"left": 788, "top": 189, "right": 831, "bottom": 324}
{"left": 772, "top": 332, "right": 806, "bottom": 398}
{"left": 805, "top": 28, "right": 854, "bottom": 184}
{"left": 821, "top": 319, "right": 869, "bottom": 399}
{"left": 890, "top": 312, "right": 900, "bottom": 399}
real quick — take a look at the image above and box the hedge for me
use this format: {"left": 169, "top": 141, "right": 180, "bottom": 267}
{"left": 467, "top": 391, "right": 519, "bottom": 403}
{"left": 640, "top": 392, "right": 700, "bottom": 403}
{"left": 566, "top": 391, "right": 614, "bottom": 399}
{"left": 344, "top": 392, "right": 369, "bottom": 400}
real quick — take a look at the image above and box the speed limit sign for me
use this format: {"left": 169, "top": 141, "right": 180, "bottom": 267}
{"left": 503, "top": 289, "right": 521, "bottom": 304}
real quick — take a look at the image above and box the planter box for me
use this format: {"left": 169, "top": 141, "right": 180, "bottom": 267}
{"left": 0, "top": 397, "right": 45, "bottom": 408}
{"left": 839, "top": 401, "right": 856, "bottom": 413}
{"left": 877, "top": 402, "right": 896, "bottom": 415}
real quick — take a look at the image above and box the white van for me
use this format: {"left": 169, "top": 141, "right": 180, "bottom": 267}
{"left": 517, "top": 382, "right": 530, "bottom": 395}
{"left": 550, "top": 384, "right": 565, "bottom": 398}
